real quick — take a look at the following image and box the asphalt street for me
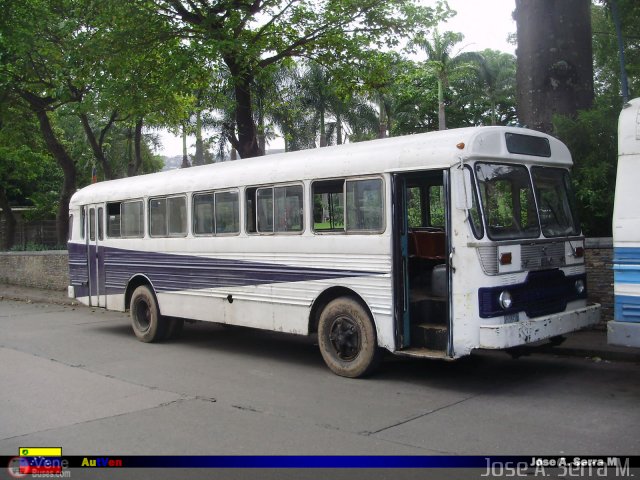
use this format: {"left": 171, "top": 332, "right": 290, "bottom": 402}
{"left": 0, "top": 299, "right": 639, "bottom": 478}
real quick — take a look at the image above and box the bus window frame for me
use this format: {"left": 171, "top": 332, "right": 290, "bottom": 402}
{"left": 192, "top": 188, "right": 241, "bottom": 237}
{"left": 247, "top": 182, "right": 306, "bottom": 236}
{"left": 311, "top": 175, "right": 386, "bottom": 235}
{"left": 105, "top": 198, "right": 145, "bottom": 239}
{"left": 474, "top": 162, "right": 540, "bottom": 241}
{"left": 149, "top": 194, "right": 188, "bottom": 238}
{"left": 464, "top": 165, "right": 485, "bottom": 240}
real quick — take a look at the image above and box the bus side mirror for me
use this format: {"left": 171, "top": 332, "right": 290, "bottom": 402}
{"left": 453, "top": 168, "right": 473, "bottom": 210}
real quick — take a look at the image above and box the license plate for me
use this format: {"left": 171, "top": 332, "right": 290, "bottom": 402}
{"left": 504, "top": 313, "right": 519, "bottom": 324}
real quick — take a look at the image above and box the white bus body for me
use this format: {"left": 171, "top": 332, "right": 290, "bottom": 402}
{"left": 68, "top": 126, "right": 600, "bottom": 377}
{"left": 609, "top": 97, "right": 640, "bottom": 347}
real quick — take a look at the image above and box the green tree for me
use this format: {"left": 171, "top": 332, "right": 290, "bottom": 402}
{"left": 412, "top": 29, "right": 469, "bottom": 130}
{"left": 554, "top": 96, "right": 618, "bottom": 236}
{"left": 299, "top": 63, "right": 337, "bottom": 148}
{"left": 154, "top": 0, "right": 447, "bottom": 158}
{"left": 593, "top": 0, "right": 639, "bottom": 100}
{"left": 463, "top": 50, "right": 517, "bottom": 126}
{"left": 554, "top": 1, "right": 639, "bottom": 237}
{"left": 0, "top": 0, "right": 85, "bottom": 244}
{"left": 266, "top": 65, "right": 318, "bottom": 152}
{"left": 73, "top": 0, "right": 202, "bottom": 176}
{"left": 386, "top": 60, "right": 441, "bottom": 135}
{"left": 0, "top": 93, "right": 57, "bottom": 249}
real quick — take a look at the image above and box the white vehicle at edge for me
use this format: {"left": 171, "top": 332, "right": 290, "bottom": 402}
{"left": 609, "top": 97, "right": 640, "bottom": 348}
{"left": 67, "top": 126, "right": 601, "bottom": 377}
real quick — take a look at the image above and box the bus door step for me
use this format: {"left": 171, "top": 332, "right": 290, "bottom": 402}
{"left": 395, "top": 347, "right": 451, "bottom": 360}
{"left": 410, "top": 323, "right": 448, "bottom": 350}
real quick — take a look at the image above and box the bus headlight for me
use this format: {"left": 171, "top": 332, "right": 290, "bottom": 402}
{"left": 575, "top": 279, "right": 586, "bottom": 295}
{"left": 499, "top": 291, "right": 513, "bottom": 310}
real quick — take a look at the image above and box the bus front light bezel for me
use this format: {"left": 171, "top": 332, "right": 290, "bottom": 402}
{"left": 499, "top": 291, "right": 513, "bottom": 310}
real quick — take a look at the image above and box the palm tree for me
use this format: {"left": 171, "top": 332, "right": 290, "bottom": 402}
{"left": 297, "top": 62, "right": 379, "bottom": 147}
{"left": 298, "top": 62, "right": 339, "bottom": 147}
{"left": 265, "top": 64, "right": 318, "bottom": 151}
{"left": 414, "top": 30, "right": 467, "bottom": 130}
{"left": 467, "top": 50, "right": 517, "bottom": 125}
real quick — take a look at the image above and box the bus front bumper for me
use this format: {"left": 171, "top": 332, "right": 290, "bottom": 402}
{"left": 479, "top": 303, "right": 601, "bottom": 349}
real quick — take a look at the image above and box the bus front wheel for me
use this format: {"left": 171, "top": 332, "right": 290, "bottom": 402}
{"left": 318, "top": 297, "right": 382, "bottom": 378}
{"left": 130, "top": 285, "right": 166, "bottom": 342}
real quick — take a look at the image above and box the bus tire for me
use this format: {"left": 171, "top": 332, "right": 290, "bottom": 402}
{"left": 318, "top": 297, "right": 382, "bottom": 378}
{"left": 130, "top": 285, "right": 166, "bottom": 343}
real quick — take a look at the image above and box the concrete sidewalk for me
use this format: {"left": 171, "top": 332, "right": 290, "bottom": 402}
{"left": 2, "top": 282, "right": 639, "bottom": 364}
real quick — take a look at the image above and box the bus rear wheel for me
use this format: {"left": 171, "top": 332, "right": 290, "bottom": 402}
{"left": 130, "top": 285, "right": 166, "bottom": 342}
{"left": 318, "top": 297, "right": 382, "bottom": 378}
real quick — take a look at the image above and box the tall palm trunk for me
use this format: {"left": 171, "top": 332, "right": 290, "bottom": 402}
{"left": 437, "top": 77, "right": 446, "bottom": 130}
{"left": 378, "top": 96, "right": 387, "bottom": 138}
{"left": 319, "top": 106, "right": 327, "bottom": 147}
{"left": 194, "top": 111, "right": 204, "bottom": 165}
{"left": 181, "top": 124, "right": 190, "bottom": 168}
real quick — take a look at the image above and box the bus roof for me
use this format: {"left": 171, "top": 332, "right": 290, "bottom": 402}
{"left": 619, "top": 97, "right": 640, "bottom": 157}
{"left": 70, "top": 126, "right": 572, "bottom": 205}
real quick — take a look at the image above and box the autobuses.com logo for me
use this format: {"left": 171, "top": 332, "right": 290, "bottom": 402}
{"left": 6, "top": 457, "right": 71, "bottom": 478}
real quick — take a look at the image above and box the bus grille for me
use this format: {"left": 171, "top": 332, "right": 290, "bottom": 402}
{"left": 478, "top": 269, "right": 587, "bottom": 319}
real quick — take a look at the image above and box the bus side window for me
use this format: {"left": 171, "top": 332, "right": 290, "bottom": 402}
{"left": 274, "top": 185, "right": 303, "bottom": 232}
{"left": 150, "top": 198, "right": 167, "bottom": 236}
{"left": 257, "top": 187, "right": 274, "bottom": 233}
{"left": 346, "top": 178, "right": 384, "bottom": 232}
{"left": 122, "top": 200, "right": 144, "bottom": 237}
{"left": 80, "top": 208, "right": 86, "bottom": 239}
{"left": 89, "top": 208, "right": 96, "bottom": 241}
{"left": 97, "top": 207, "right": 104, "bottom": 241}
{"left": 193, "top": 193, "right": 215, "bottom": 235}
{"left": 215, "top": 191, "right": 239, "bottom": 234}
{"left": 167, "top": 196, "right": 187, "bottom": 236}
{"left": 68, "top": 214, "right": 73, "bottom": 241}
{"left": 245, "top": 187, "right": 257, "bottom": 233}
{"left": 313, "top": 179, "right": 345, "bottom": 232}
{"left": 106, "top": 202, "right": 121, "bottom": 238}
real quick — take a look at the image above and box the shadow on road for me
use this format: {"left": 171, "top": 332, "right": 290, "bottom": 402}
{"left": 88, "top": 315, "right": 603, "bottom": 397}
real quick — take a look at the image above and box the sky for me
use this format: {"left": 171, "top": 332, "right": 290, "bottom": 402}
{"left": 156, "top": 0, "right": 516, "bottom": 157}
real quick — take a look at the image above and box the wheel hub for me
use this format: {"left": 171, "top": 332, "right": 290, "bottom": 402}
{"left": 329, "top": 315, "right": 361, "bottom": 360}
{"left": 134, "top": 299, "right": 151, "bottom": 332}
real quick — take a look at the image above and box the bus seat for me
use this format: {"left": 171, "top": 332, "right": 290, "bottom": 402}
{"left": 408, "top": 232, "right": 417, "bottom": 257}
{"left": 410, "top": 230, "right": 446, "bottom": 260}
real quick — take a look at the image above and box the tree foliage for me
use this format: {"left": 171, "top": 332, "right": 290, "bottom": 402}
{"left": 1, "top": 0, "right": 632, "bottom": 248}
{"left": 153, "top": 0, "right": 448, "bottom": 157}
{"left": 554, "top": 1, "right": 640, "bottom": 237}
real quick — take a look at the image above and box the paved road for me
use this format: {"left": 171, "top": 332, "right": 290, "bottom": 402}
{"left": 0, "top": 299, "right": 639, "bottom": 478}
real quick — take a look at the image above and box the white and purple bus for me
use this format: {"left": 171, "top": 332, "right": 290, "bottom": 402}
{"left": 67, "top": 126, "right": 600, "bottom": 377}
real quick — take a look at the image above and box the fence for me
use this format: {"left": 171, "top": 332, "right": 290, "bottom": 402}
{"left": 0, "top": 212, "right": 58, "bottom": 249}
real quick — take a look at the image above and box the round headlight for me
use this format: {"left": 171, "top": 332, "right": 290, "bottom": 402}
{"left": 575, "top": 279, "right": 585, "bottom": 295}
{"left": 499, "top": 291, "right": 513, "bottom": 310}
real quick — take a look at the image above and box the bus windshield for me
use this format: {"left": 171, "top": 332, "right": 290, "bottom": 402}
{"left": 475, "top": 163, "right": 540, "bottom": 240}
{"left": 475, "top": 163, "right": 580, "bottom": 240}
{"left": 531, "top": 167, "right": 580, "bottom": 237}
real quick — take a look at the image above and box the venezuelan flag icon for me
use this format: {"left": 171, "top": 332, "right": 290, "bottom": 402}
{"left": 18, "top": 448, "right": 63, "bottom": 474}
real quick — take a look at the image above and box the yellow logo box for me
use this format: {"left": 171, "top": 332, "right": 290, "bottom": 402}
{"left": 19, "top": 448, "right": 62, "bottom": 457}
